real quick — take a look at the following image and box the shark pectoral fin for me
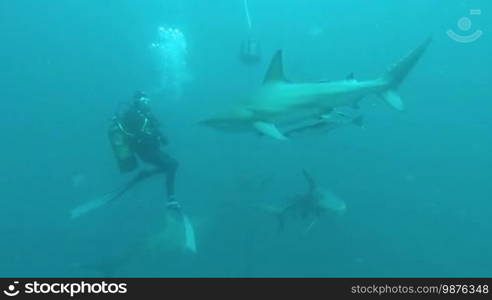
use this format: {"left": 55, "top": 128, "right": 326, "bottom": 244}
{"left": 381, "top": 90, "right": 404, "bottom": 111}
{"left": 253, "top": 122, "right": 288, "bottom": 140}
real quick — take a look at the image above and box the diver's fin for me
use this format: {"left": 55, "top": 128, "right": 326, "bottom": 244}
{"left": 263, "top": 50, "right": 287, "bottom": 85}
{"left": 181, "top": 213, "right": 197, "bottom": 254}
{"left": 167, "top": 206, "right": 197, "bottom": 254}
{"left": 380, "top": 90, "right": 404, "bottom": 111}
{"left": 70, "top": 195, "right": 111, "bottom": 219}
{"left": 253, "top": 121, "right": 288, "bottom": 140}
{"left": 70, "top": 169, "right": 165, "bottom": 220}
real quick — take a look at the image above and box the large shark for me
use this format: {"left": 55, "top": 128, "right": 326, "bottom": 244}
{"left": 201, "top": 38, "right": 431, "bottom": 140}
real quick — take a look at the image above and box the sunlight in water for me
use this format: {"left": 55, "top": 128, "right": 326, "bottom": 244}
{"left": 150, "top": 26, "right": 192, "bottom": 100}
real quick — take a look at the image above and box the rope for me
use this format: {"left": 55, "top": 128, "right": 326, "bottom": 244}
{"left": 244, "top": 0, "right": 252, "bottom": 31}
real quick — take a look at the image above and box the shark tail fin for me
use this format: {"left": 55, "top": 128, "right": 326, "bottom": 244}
{"left": 380, "top": 37, "right": 432, "bottom": 110}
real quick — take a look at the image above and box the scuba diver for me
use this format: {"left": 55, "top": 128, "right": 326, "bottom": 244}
{"left": 72, "top": 92, "right": 196, "bottom": 252}
{"left": 108, "top": 91, "right": 180, "bottom": 210}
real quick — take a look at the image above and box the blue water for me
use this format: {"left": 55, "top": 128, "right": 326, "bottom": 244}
{"left": 0, "top": 0, "right": 490, "bottom": 277}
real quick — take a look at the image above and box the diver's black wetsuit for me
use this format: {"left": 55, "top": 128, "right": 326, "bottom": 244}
{"left": 120, "top": 103, "right": 178, "bottom": 200}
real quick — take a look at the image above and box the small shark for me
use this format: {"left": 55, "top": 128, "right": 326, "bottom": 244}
{"left": 200, "top": 38, "right": 431, "bottom": 140}
{"left": 263, "top": 170, "right": 347, "bottom": 233}
{"left": 284, "top": 110, "right": 364, "bottom": 137}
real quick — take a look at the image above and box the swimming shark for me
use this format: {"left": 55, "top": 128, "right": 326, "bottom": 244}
{"left": 200, "top": 38, "right": 431, "bottom": 140}
{"left": 262, "top": 170, "right": 347, "bottom": 233}
{"left": 283, "top": 110, "right": 364, "bottom": 137}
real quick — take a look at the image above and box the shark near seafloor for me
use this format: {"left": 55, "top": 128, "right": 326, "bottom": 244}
{"left": 261, "top": 170, "right": 347, "bottom": 233}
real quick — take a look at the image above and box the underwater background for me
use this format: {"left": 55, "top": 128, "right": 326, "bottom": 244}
{"left": 0, "top": 0, "right": 490, "bottom": 277}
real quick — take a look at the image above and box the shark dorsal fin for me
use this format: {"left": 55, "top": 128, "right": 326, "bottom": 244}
{"left": 263, "top": 50, "right": 286, "bottom": 85}
{"left": 302, "top": 169, "right": 317, "bottom": 193}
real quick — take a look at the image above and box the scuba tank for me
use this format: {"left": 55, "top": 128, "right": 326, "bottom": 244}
{"left": 108, "top": 117, "right": 138, "bottom": 173}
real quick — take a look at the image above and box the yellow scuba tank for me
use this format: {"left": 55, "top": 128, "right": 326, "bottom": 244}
{"left": 108, "top": 120, "right": 138, "bottom": 173}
